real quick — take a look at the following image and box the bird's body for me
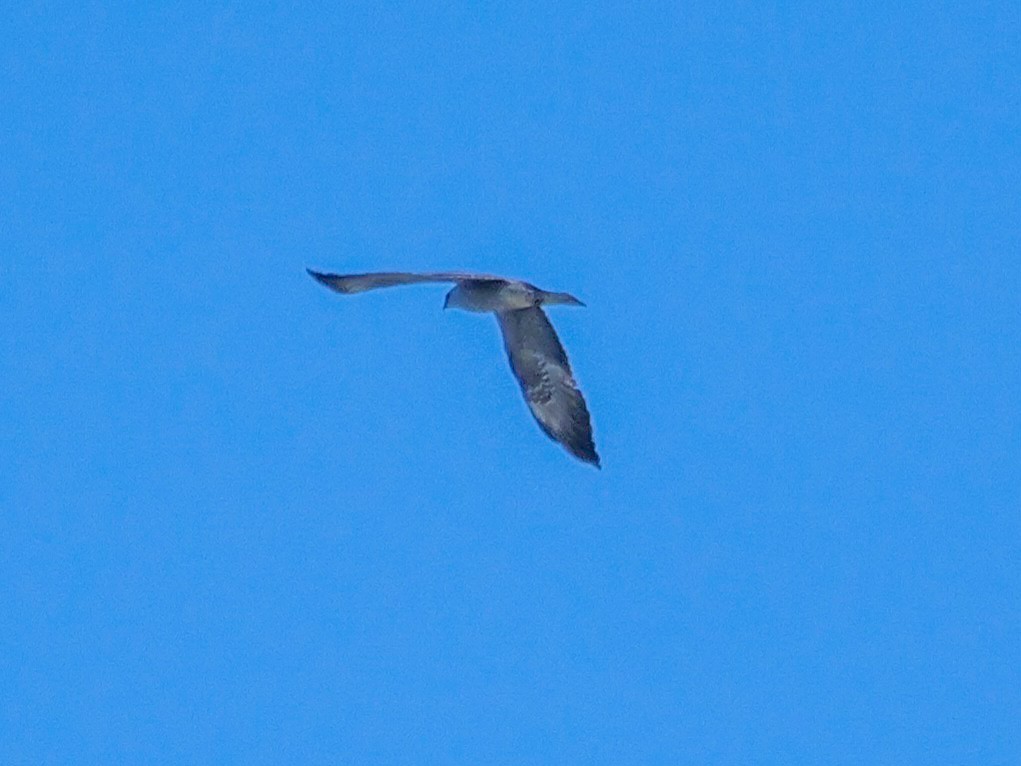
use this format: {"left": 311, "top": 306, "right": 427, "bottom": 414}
{"left": 444, "top": 279, "right": 538, "bottom": 312}
{"left": 308, "top": 269, "right": 599, "bottom": 467}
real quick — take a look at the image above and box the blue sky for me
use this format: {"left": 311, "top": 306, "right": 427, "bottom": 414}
{"left": 2, "top": 2, "right": 1018, "bottom": 763}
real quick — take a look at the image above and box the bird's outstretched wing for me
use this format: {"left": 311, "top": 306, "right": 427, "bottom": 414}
{"left": 307, "top": 269, "right": 501, "bottom": 294}
{"left": 496, "top": 307, "right": 599, "bottom": 467}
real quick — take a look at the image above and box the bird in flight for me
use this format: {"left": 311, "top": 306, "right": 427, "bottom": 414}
{"left": 307, "top": 269, "right": 600, "bottom": 468}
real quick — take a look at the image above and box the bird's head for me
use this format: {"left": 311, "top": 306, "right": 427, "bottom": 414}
{"left": 443, "top": 285, "right": 466, "bottom": 311}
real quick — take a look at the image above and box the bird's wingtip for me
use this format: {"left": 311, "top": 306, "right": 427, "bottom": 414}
{"left": 307, "top": 268, "right": 341, "bottom": 291}
{"left": 573, "top": 444, "right": 601, "bottom": 469}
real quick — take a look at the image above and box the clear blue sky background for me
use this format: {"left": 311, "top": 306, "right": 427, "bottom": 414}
{"left": 2, "top": 2, "right": 1018, "bottom": 763}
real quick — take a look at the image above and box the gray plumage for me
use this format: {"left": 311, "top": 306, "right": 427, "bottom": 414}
{"left": 308, "top": 269, "right": 599, "bottom": 467}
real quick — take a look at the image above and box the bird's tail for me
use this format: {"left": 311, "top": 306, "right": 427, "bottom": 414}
{"left": 541, "top": 291, "right": 586, "bottom": 307}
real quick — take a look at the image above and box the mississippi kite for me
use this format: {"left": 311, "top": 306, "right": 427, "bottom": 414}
{"left": 308, "top": 269, "right": 600, "bottom": 468}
